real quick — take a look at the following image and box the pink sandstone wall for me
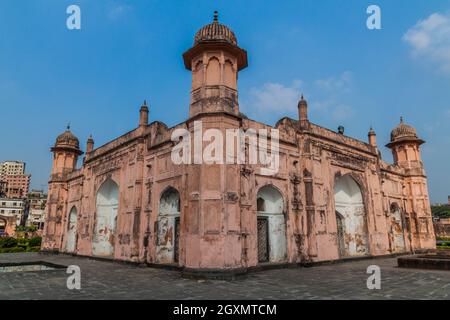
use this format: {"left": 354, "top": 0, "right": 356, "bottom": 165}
{"left": 42, "top": 111, "right": 435, "bottom": 270}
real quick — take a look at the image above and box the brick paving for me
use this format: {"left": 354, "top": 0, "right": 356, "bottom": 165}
{"left": 0, "top": 252, "right": 449, "bottom": 299}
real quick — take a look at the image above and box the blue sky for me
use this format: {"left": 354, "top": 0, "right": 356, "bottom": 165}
{"left": 0, "top": 0, "right": 449, "bottom": 203}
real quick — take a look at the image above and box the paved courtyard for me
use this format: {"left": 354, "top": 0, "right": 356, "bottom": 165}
{"left": 0, "top": 252, "right": 449, "bottom": 299}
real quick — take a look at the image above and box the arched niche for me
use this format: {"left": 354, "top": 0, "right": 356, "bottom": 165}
{"left": 66, "top": 206, "right": 77, "bottom": 253}
{"left": 156, "top": 187, "right": 181, "bottom": 264}
{"left": 256, "top": 185, "right": 287, "bottom": 263}
{"left": 205, "top": 57, "right": 220, "bottom": 86}
{"left": 192, "top": 60, "right": 204, "bottom": 90}
{"left": 93, "top": 179, "right": 119, "bottom": 257}
{"left": 223, "top": 59, "right": 236, "bottom": 89}
{"left": 390, "top": 202, "right": 406, "bottom": 252}
{"left": 334, "top": 175, "right": 369, "bottom": 257}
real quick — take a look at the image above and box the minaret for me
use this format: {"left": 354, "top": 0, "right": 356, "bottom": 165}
{"left": 86, "top": 135, "right": 94, "bottom": 154}
{"left": 368, "top": 127, "right": 377, "bottom": 147}
{"left": 50, "top": 125, "right": 83, "bottom": 177}
{"left": 386, "top": 117, "right": 424, "bottom": 169}
{"left": 298, "top": 94, "right": 308, "bottom": 126}
{"left": 44, "top": 125, "right": 83, "bottom": 252}
{"left": 183, "top": 11, "right": 248, "bottom": 117}
{"left": 386, "top": 117, "right": 434, "bottom": 251}
{"left": 139, "top": 100, "right": 149, "bottom": 127}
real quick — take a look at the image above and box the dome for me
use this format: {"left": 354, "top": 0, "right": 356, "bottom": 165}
{"left": 390, "top": 117, "right": 417, "bottom": 142}
{"left": 193, "top": 11, "right": 237, "bottom": 46}
{"left": 54, "top": 126, "right": 80, "bottom": 150}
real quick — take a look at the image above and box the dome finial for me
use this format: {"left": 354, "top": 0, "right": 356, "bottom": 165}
{"left": 400, "top": 116, "right": 404, "bottom": 124}
{"left": 67, "top": 122, "right": 71, "bottom": 131}
{"left": 213, "top": 11, "right": 218, "bottom": 22}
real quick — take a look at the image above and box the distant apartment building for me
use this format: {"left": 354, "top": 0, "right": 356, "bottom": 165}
{"left": 25, "top": 189, "right": 47, "bottom": 229}
{"left": 0, "top": 198, "right": 24, "bottom": 226}
{"left": 0, "top": 180, "right": 6, "bottom": 197}
{"left": 432, "top": 195, "right": 450, "bottom": 238}
{"left": 0, "top": 161, "right": 31, "bottom": 198}
{"left": 0, "top": 161, "right": 26, "bottom": 175}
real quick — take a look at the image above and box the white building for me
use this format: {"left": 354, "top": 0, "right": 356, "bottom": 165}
{"left": 0, "top": 198, "right": 24, "bottom": 226}
{"left": 26, "top": 189, "right": 47, "bottom": 229}
{"left": 0, "top": 161, "right": 25, "bottom": 175}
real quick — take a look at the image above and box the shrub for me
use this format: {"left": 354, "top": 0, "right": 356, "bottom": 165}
{"left": 0, "top": 237, "right": 18, "bottom": 248}
{"left": 15, "top": 225, "right": 38, "bottom": 233}
{"left": 28, "top": 237, "right": 42, "bottom": 247}
{"left": 26, "top": 246, "right": 41, "bottom": 252}
{"left": 0, "top": 246, "right": 26, "bottom": 253}
{"left": 8, "top": 247, "right": 26, "bottom": 253}
{"left": 17, "top": 238, "right": 29, "bottom": 246}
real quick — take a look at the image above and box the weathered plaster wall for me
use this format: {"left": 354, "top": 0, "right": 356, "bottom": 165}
{"left": 42, "top": 112, "right": 435, "bottom": 270}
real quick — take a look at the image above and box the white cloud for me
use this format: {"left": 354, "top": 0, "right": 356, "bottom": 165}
{"left": 314, "top": 71, "right": 353, "bottom": 92}
{"left": 107, "top": 4, "right": 132, "bottom": 21}
{"left": 242, "top": 72, "right": 355, "bottom": 122}
{"left": 332, "top": 105, "right": 354, "bottom": 121}
{"left": 309, "top": 99, "right": 354, "bottom": 121}
{"left": 247, "top": 80, "right": 303, "bottom": 114}
{"left": 403, "top": 12, "right": 450, "bottom": 75}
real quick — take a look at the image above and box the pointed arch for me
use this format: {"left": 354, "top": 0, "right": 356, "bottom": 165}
{"left": 206, "top": 57, "right": 221, "bottom": 85}
{"left": 223, "top": 59, "right": 236, "bottom": 88}
{"left": 156, "top": 186, "right": 181, "bottom": 264}
{"left": 256, "top": 185, "right": 287, "bottom": 263}
{"left": 66, "top": 206, "right": 78, "bottom": 253}
{"left": 389, "top": 202, "right": 406, "bottom": 252}
{"left": 334, "top": 174, "right": 369, "bottom": 257}
{"left": 192, "top": 60, "right": 204, "bottom": 90}
{"left": 93, "top": 178, "right": 119, "bottom": 257}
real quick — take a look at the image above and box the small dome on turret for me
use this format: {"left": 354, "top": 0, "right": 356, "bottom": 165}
{"left": 390, "top": 117, "right": 418, "bottom": 142}
{"left": 298, "top": 94, "right": 307, "bottom": 108}
{"left": 55, "top": 126, "right": 79, "bottom": 148}
{"left": 52, "top": 125, "right": 83, "bottom": 155}
{"left": 194, "top": 11, "right": 238, "bottom": 46}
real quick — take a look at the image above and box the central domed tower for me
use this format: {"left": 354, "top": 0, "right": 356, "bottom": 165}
{"left": 183, "top": 11, "right": 248, "bottom": 118}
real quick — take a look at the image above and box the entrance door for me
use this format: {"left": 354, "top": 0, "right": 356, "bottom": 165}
{"left": 257, "top": 217, "right": 269, "bottom": 263}
{"left": 174, "top": 217, "right": 180, "bottom": 263}
{"left": 336, "top": 212, "right": 346, "bottom": 257}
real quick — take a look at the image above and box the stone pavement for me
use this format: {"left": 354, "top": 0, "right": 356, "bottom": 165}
{"left": 0, "top": 252, "right": 449, "bottom": 299}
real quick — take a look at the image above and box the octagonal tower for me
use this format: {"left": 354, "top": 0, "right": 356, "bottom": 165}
{"left": 183, "top": 11, "right": 248, "bottom": 118}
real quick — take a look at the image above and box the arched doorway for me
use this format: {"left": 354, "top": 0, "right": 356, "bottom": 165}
{"left": 93, "top": 179, "right": 119, "bottom": 257}
{"left": 156, "top": 187, "right": 180, "bottom": 264}
{"left": 390, "top": 203, "right": 406, "bottom": 252}
{"left": 334, "top": 175, "right": 368, "bottom": 257}
{"left": 335, "top": 212, "right": 346, "bottom": 257}
{"left": 66, "top": 207, "right": 77, "bottom": 253}
{"left": 0, "top": 218, "right": 6, "bottom": 235}
{"left": 256, "top": 185, "right": 287, "bottom": 263}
